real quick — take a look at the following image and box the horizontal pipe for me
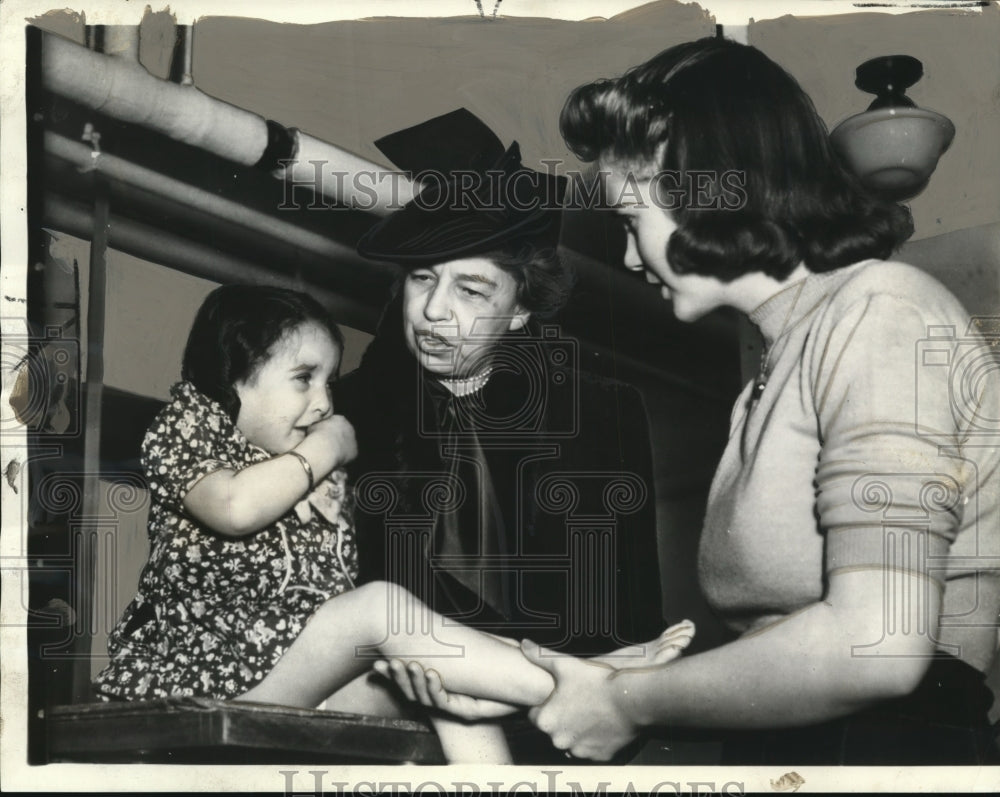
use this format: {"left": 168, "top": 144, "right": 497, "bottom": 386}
{"left": 45, "top": 132, "right": 395, "bottom": 276}
{"left": 43, "top": 31, "right": 267, "bottom": 166}
{"left": 290, "top": 131, "right": 419, "bottom": 212}
{"left": 43, "top": 195, "right": 383, "bottom": 333}
{"left": 41, "top": 31, "right": 412, "bottom": 215}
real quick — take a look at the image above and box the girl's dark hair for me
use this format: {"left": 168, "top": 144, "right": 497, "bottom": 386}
{"left": 560, "top": 37, "right": 913, "bottom": 281}
{"left": 182, "top": 284, "right": 345, "bottom": 421}
{"left": 401, "top": 242, "right": 574, "bottom": 320}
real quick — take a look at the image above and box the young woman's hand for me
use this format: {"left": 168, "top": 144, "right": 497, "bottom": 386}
{"left": 521, "top": 640, "right": 640, "bottom": 761}
{"left": 297, "top": 414, "right": 357, "bottom": 474}
{"left": 373, "top": 659, "right": 520, "bottom": 720}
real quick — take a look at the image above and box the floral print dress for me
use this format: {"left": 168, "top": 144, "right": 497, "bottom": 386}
{"left": 94, "top": 381, "right": 358, "bottom": 700}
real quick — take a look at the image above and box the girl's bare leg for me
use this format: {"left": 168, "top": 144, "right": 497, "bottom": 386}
{"left": 320, "top": 671, "right": 418, "bottom": 718}
{"left": 236, "top": 581, "right": 553, "bottom": 709}
{"left": 379, "top": 621, "right": 698, "bottom": 718}
{"left": 323, "top": 675, "right": 513, "bottom": 763}
{"left": 430, "top": 717, "right": 512, "bottom": 764}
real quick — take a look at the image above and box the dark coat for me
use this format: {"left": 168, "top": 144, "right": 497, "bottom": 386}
{"left": 335, "top": 302, "right": 663, "bottom": 656}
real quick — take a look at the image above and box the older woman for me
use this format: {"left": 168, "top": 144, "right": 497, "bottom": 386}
{"left": 335, "top": 109, "right": 669, "bottom": 761}
{"left": 392, "top": 39, "right": 1000, "bottom": 765}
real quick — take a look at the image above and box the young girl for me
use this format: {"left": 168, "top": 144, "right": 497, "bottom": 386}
{"left": 96, "top": 284, "right": 693, "bottom": 761}
{"left": 95, "top": 284, "right": 358, "bottom": 702}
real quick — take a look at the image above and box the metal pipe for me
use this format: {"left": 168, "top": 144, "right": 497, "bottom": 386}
{"left": 75, "top": 179, "right": 109, "bottom": 702}
{"left": 44, "top": 132, "right": 394, "bottom": 275}
{"left": 98, "top": 26, "right": 140, "bottom": 60}
{"left": 170, "top": 25, "right": 194, "bottom": 85}
{"left": 41, "top": 31, "right": 413, "bottom": 215}
{"left": 288, "top": 131, "right": 418, "bottom": 212}
{"left": 44, "top": 32, "right": 267, "bottom": 166}
{"left": 42, "top": 196, "right": 385, "bottom": 332}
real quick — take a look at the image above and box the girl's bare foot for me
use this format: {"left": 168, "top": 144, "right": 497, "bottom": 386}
{"left": 592, "top": 619, "right": 695, "bottom": 668}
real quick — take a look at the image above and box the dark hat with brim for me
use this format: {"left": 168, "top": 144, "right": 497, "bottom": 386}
{"left": 357, "top": 109, "right": 566, "bottom": 264}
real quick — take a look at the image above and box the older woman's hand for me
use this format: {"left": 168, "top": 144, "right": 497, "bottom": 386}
{"left": 373, "top": 659, "right": 520, "bottom": 720}
{"left": 520, "top": 639, "right": 640, "bottom": 761}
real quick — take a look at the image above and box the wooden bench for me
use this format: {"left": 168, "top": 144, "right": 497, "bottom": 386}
{"left": 45, "top": 698, "right": 445, "bottom": 764}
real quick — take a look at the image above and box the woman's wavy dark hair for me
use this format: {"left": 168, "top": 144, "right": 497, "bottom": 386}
{"left": 182, "top": 284, "right": 345, "bottom": 421}
{"left": 560, "top": 37, "right": 913, "bottom": 281}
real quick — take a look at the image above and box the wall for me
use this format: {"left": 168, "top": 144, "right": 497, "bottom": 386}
{"left": 750, "top": 6, "right": 1000, "bottom": 243}
{"left": 898, "top": 221, "right": 1000, "bottom": 317}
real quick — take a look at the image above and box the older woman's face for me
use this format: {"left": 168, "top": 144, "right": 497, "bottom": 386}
{"left": 402, "top": 256, "right": 529, "bottom": 378}
{"left": 606, "top": 164, "right": 729, "bottom": 322}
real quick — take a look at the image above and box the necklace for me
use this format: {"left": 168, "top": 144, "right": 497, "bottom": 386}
{"left": 474, "top": 0, "right": 502, "bottom": 19}
{"left": 751, "top": 277, "right": 808, "bottom": 402}
{"left": 439, "top": 366, "right": 495, "bottom": 397}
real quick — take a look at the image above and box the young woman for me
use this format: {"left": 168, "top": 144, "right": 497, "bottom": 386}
{"left": 389, "top": 38, "right": 1000, "bottom": 765}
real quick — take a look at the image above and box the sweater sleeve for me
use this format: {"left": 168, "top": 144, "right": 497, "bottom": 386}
{"left": 811, "top": 293, "right": 970, "bottom": 585}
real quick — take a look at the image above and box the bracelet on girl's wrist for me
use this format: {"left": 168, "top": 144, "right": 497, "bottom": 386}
{"left": 286, "top": 450, "right": 314, "bottom": 492}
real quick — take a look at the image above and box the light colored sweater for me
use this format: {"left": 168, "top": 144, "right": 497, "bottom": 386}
{"left": 698, "top": 260, "right": 1000, "bottom": 670}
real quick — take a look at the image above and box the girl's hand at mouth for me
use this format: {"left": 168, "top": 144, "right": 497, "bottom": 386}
{"left": 297, "top": 415, "right": 358, "bottom": 474}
